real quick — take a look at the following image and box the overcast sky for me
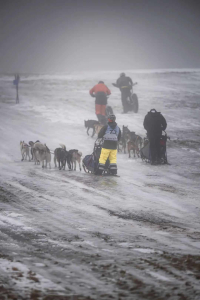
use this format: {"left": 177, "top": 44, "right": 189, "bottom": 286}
{"left": 0, "top": 0, "right": 200, "bottom": 73}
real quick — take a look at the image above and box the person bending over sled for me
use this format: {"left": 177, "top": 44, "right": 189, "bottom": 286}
{"left": 96, "top": 114, "right": 121, "bottom": 175}
{"left": 90, "top": 81, "right": 111, "bottom": 125}
{"left": 143, "top": 109, "right": 167, "bottom": 165}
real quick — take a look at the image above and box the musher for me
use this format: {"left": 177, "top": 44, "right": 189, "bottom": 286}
{"left": 97, "top": 114, "right": 121, "bottom": 175}
{"left": 115, "top": 73, "right": 134, "bottom": 113}
{"left": 143, "top": 109, "right": 167, "bottom": 165}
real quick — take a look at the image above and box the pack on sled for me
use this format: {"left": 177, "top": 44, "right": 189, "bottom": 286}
{"left": 82, "top": 139, "right": 111, "bottom": 175}
{"left": 140, "top": 132, "right": 169, "bottom": 165}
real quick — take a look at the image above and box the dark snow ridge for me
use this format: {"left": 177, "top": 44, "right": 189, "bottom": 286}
{"left": 0, "top": 69, "right": 200, "bottom": 299}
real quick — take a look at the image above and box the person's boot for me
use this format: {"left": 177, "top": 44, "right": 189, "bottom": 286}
{"left": 109, "top": 163, "right": 117, "bottom": 175}
{"left": 95, "top": 163, "right": 105, "bottom": 175}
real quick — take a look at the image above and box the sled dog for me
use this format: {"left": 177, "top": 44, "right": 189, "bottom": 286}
{"left": 84, "top": 120, "right": 100, "bottom": 137}
{"left": 54, "top": 144, "right": 71, "bottom": 170}
{"left": 20, "top": 141, "right": 31, "bottom": 161}
{"left": 118, "top": 125, "right": 130, "bottom": 153}
{"left": 29, "top": 140, "right": 40, "bottom": 160}
{"left": 127, "top": 132, "right": 140, "bottom": 158}
{"left": 68, "top": 149, "right": 82, "bottom": 171}
{"left": 33, "top": 142, "right": 51, "bottom": 168}
{"left": 94, "top": 123, "right": 104, "bottom": 136}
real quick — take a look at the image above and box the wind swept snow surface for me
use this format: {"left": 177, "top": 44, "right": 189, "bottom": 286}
{"left": 0, "top": 69, "right": 200, "bottom": 300}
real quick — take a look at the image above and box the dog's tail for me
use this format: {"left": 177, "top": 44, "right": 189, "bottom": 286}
{"left": 44, "top": 144, "right": 50, "bottom": 153}
{"left": 78, "top": 151, "right": 82, "bottom": 157}
{"left": 60, "top": 144, "right": 66, "bottom": 150}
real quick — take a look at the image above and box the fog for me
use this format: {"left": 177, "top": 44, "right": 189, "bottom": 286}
{"left": 0, "top": 0, "right": 200, "bottom": 73}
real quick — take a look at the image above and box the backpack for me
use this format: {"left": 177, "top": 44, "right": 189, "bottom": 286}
{"left": 82, "top": 154, "right": 96, "bottom": 173}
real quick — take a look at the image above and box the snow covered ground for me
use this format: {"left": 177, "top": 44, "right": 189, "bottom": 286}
{"left": 0, "top": 69, "right": 200, "bottom": 300}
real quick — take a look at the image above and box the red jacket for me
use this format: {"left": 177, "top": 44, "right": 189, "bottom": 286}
{"left": 90, "top": 83, "right": 111, "bottom": 96}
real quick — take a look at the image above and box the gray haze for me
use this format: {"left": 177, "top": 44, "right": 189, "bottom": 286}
{"left": 0, "top": 0, "right": 200, "bottom": 73}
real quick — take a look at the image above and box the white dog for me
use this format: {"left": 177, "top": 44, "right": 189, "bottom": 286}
{"left": 20, "top": 141, "right": 31, "bottom": 161}
{"left": 33, "top": 142, "right": 51, "bottom": 168}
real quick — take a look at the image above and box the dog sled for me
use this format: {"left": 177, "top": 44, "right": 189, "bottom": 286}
{"left": 112, "top": 83, "right": 139, "bottom": 113}
{"left": 129, "top": 92, "right": 139, "bottom": 113}
{"left": 82, "top": 139, "right": 113, "bottom": 175}
{"left": 105, "top": 105, "right": 114, "bottom": 117}
{"left": 140, "top": 132, "right": 170, "bottom": 165}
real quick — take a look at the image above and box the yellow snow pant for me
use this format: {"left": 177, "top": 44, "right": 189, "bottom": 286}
{"left": 99, "top": 148, "right": 117, "bottom": 165}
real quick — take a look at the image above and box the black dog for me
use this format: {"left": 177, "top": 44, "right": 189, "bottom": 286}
{"left": 54, "top": 147, "right": 71, "bottom": 170}
{"left": 84, "top": 120, "right": 100, "bottom": 137}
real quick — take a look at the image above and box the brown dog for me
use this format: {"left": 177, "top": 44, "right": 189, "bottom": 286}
{"left": 127, "top": 140, "right": 140, "bottom": 158}
{"left": 127, "top": 132, "right": 141, "bottom": 158}
{"left": 68, "top": 149, "right": 82, "bottom": 171}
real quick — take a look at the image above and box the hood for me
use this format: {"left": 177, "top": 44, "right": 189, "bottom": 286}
{"left": 108, "top": 121, "right": 117, "bottom": 129}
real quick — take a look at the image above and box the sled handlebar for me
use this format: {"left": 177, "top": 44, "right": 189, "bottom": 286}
{"left": 112, "top": 82, "right": 138, "bottom": 88}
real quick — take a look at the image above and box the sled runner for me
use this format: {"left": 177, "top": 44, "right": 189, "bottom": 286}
{"left": 140, "top": 132, "right": 170, "bottom": 165}
{"left": 82, "top": 139, "right": 116, "bottom": 175}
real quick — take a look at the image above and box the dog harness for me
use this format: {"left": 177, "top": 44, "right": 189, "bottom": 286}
{"left": 103, "top": 125, "right": 120, "bottom": 142}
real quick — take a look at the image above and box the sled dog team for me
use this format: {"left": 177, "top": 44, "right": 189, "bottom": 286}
{"left": 85, "top": 120, "right": 143, "bottom": 158}
{"left": 20, "top": 141, "right": 82, "bottom": 171}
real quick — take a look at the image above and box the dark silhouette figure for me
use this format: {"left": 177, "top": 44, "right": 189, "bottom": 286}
{"left": 143, "top": 109, "right": 167, "bottom": 164}
{"left": 13, "top": 74, "right": 20, "bottom": 104}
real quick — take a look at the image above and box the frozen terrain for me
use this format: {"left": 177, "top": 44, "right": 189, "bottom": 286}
{"left": 0, "top": 69, "right": 200, "bottom": 300}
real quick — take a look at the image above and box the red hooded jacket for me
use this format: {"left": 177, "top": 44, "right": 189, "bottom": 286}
{"left": 90, "top": 83, "right": 111, "bottom": 96}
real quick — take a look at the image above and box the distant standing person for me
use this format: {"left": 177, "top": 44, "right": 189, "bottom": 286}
{"left": 143, "top": 109, "right": 167, "bottom": 165}
{"left": 115, "top": 73, "right": 134, "bottom": 113}
{"left": 89, "top": 81, "right": 111, "bottom": 124}
{"left": 13, "top": 74, "right": 20, "bottom": 104}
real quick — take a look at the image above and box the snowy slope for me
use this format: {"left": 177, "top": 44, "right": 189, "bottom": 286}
{"left": 0, "top": 69, "right": 200, "bottom": 299}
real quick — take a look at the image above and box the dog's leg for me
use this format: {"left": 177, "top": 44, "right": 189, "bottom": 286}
{"left": 78, "top": 158, "right": 81, "bottom": 171}
{"left": 91, "top": 127, "right": 95, "bottom": 138}
{"left": 25, "top": 149, "right": 28, "bottom": 161}
{"left": 87, "top": 127, "right": 89, "bottom": 136}
{"left": 58, "top": 159, "right": 61, "bottom": 170}
{"left": 31, "top": 149, "right": 33, "bottom": 160}
{"left": 27, "top": 149, "right": 31, "bottom": 161}
{"left": 54, "top": 156, "right": 57, "bottom": 168}
{"left": 22, "top": 150, "right": 25, "bottom": 161}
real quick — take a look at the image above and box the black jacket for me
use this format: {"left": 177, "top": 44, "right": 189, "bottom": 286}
{"left": 95, "top": 91, "right": 107, "bottom": 105}
{"left": 98, "top": 122, "right": 121, "bottom": 150}
{"left": 116, "top": 76, "right": 133, "bottom": 89}
{"left": 143, "top": 109, "right": 167, "bottom": 138}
